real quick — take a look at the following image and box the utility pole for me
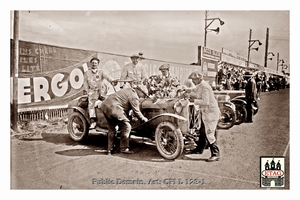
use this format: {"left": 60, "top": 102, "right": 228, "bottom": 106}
{"left": 276, "top": 53, "right": 279, "bottom": 71}
{"left": 12, "top": 10, "right": 19, "bottom": 132}
{"left": 197, "top": 46, "right": 202, "bottom": 65}
{"left": 247, "top": 29, "right": 252, "bottom": 68}
{"left": 204, "top": 10, "right": 208, "bottom": 47}
{"left": 264, "top": 28, "right": 269, "bottom": 68}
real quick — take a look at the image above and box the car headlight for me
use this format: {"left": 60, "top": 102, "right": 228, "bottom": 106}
{"left": 174, "top": 101, "right": 183, "bottom": 114}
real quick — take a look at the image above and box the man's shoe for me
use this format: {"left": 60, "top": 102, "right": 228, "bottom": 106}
{"left": 120, "top": 148, "right": 135, "bottom": 154}
{"left": 89, "top": 122, "right": 96, "bottom": 129}
{"left": 206, "top": 156, "right": 220, "bottom": 162}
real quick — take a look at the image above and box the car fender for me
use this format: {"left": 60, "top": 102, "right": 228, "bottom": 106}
{"left": 68, "top": 106, "right": 90, "bottom": 124}
{"left": 132, "top": 113, "right": 187, "bottom": 130}
{"left": 231, "top": 95, "right": 246, "bottom": 101}
{"left": 231, "top": 98, "right": 247, "bottom": 106}
{"left": 218, "top": 101, "right": 236, "bottom": 111}
{"left": 231, "top": 97, "right": 259, "bottom": 115}
{"left": 152, "top": 113, "right": 187, "bottom": 121}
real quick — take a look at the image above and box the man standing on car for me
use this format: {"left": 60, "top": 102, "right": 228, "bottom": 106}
{"left": 120, "top": 53, "right": 147, "bottom": 88}
{"left": 187, "top": 71, "right": 221, "bottom": 162}
{"left": 83, "top": 57, "right": 117, "bottom": 129}
{"left": 244, "top": 71, "right": 257, "bottom": 123}
{"left": 100, "top": 80, "right": 148, "bottom": 155}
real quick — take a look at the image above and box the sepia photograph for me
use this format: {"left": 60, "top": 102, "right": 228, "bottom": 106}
{"left": 4, "top": 0, "right": 298, "bottom": 198}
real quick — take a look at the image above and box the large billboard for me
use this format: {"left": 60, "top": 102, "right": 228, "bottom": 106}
{"left": 11, "top": 40, "right": 200, "bottom": 111}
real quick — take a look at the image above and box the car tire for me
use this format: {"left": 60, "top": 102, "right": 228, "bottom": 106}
{"left": 67, "top": 111, "right": 89, "bottom": 141}
{"left": 217, "top": 106, "right": 236, "bottom": 129}
{"left": 235, "top": 104, "right": 247, "bottom": 125}
{"left": 155, "top": 121, "right": 184, "bottom": 160}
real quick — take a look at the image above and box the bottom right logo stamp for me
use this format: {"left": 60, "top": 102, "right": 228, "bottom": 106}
{"left": 260, "top": 156, "right": 285, "bottom": 188}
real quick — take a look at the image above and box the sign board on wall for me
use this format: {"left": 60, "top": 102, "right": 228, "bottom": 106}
{"left": 222, "top": 47, "right": 247, "bottom": 61}
{"left": 201, "top": 47, "right": 220, "bottom": 84}
{"left": 13, "top": 40, "right": 96, "bottom": 110}
{"left": 221, "top": 53, "right": 247, "bottom": 68}
{"left": 12, "top": 40, "right": 200, "bottom": 110}
{"left": 201, "top": 58, "right": 218, "bottom": 84}
{"left": 16, "top": 40, "right": 96, "bottom": 74}
{"left": 248, "top": 62, "right": 260, "bottom": 69}
{"left": 98, "top": 53, "right": 200, "bottom": 85}
{"left": 202, "top": 47, "right": 221, "bottom": 60}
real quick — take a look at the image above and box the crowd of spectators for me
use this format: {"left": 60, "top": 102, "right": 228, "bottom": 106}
{"left": 216, "top": 65, "right": 288, "bottom": 92}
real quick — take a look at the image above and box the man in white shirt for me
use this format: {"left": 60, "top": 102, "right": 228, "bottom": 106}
{"left": 188, "top": 71, "right": 221, "bottom": 162}
{"left": 120, "top": 53, "right": 147, "bottom": 88}
{"left": 83, "top": 57, "right": 117, "bottom": 129}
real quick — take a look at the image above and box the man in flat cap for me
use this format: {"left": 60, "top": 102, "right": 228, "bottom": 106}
{"left": 159, "top": 63, "right": 171, "bottom": 77}
{"left": 83, "top": 57, "right": 117, "bottom": 129}
{"left": 156, "top": 63, "right": 180, "bottom": 98}
{"left": 188, "top": 71, "right": 221, "bottom": 162}
{"left": 120, "top": 53, "right": 147, "bottom": 88}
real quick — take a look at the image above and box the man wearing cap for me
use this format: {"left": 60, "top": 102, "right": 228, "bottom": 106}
{"left": 120, "top": 54, "right": 147, "bottom": 88}
{"left": 156, "top": 63, "right": 180, "bottom": 98}
{"left": 83, "top": 57, "right": 117, "bottom": 129}
{"left": 188, "top": 71, "right": 221, "bottom": 162}
{"left": 158, "top": 63, "right": 171, "bottom": 77}
{"left": 244, "top": 71, "right": 257, "bottom": 123}
{"left": 100, "top": 81, "right": 148, "bottom": 155}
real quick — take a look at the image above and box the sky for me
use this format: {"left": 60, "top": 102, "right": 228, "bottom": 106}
{"left": 8, "top": 7, "right": 291, "bottom": 72}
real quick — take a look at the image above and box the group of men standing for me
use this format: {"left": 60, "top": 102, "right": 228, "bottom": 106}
{"left": 83, "top": 54, "right": 148, "bottom": 154}
{"left": 82, "top": 53, "right": 221, "bottom": 162}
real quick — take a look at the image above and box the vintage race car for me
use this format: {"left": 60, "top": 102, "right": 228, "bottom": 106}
{"left": 68, "top": 95, "right": 191, "bottom": 160}
{"left": 67, "top": 88, "right": 237, "bottom": 160}
{"left": 214, "top": 90, "right": 259, "bottom": 125}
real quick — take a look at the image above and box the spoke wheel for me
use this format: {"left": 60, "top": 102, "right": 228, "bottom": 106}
{"left": 67, "top": 112, "right": 89, "bottom": 141}
{"left": 217, "top": 106, "right": 236, "bottom": 129}
{"left": 155, "top": 121, "right": 184, "bottom": 160}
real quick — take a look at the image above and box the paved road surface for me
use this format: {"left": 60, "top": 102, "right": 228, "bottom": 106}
{"left": 11, "top": 89, "right": 290, "bottom": 190}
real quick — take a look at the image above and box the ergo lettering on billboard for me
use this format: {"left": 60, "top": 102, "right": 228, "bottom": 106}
{"left": 18, "top": 66, "right": 86, "bottom": 104}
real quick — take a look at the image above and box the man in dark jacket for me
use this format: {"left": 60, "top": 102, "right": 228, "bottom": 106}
{"left": 100, "top": 86, "right": 148, "bottom": 155}
{"left": 244, "top": 72, "right": 257, "bottom": 123}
